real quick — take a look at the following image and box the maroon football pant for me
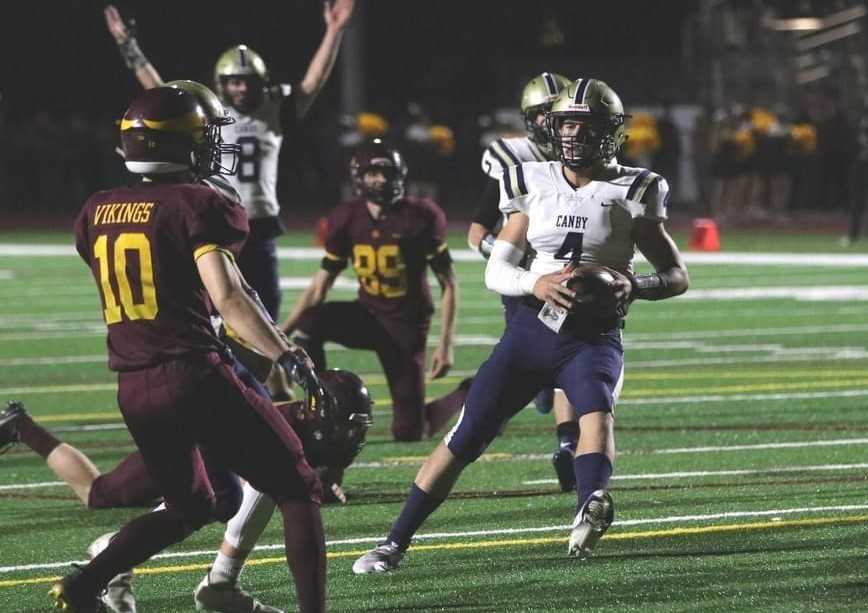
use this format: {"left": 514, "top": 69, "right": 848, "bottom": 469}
{"left": 82, "top": 352, "right": 325, "bottom": 611}
{"left": 294, "top": 301, "right": 429, "bottom": 441}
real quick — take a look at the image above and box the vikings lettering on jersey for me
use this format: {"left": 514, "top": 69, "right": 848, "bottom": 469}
{"left": 498, "top": 161, "right": 668, "bottom": 276}
{"left": 221, "top": 85, "right": 292, "bottom": 219}
{"left": 480, "top": 136, "right": 547, "bottom": 180}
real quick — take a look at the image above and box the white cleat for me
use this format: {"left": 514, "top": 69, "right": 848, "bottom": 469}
{"left": 351, "top": 541, "right": 405, "bottom": 575}
{"left": 567, "top": 489, "right": 614, "bottom": 559}
{"left": 194, "top": 573, "right": 284, "bottom": 613}
{"left": 87, "top": 531, "right": 136, "bottom": 613}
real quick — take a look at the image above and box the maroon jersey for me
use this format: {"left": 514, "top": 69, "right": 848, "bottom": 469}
{"left": 74, "top": 181, "right": 248, "bottom": 371}
{"left": 323, "top": 196, "right": 447, "bottom": 320}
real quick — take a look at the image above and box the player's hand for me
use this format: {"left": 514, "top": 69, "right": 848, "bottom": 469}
{"left": 532, "top": 265, "right": 576, "bottom": 310}
{"left": 429, "top": 344, "right": 453, "bottom": 380}
{"left": 323, "top": 0, "right": 355, "bottom": 31}
{"left": 104, "top": 5, "right": 130, "bottom": 44}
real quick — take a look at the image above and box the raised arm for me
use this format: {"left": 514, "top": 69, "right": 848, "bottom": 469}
{"left": 104, "top": 5, "right": 164, "bottom": 89}
{"left": 630, "top": 219, "right": 690, "bottom": 300}
{"left": 294, "top": 0, "right": 355, "bottom": 119}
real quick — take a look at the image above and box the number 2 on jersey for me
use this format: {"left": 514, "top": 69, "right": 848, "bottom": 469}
{"left": 93, "top": 233, "right": 158, "bottom": 324}
{"left": 554, "top": 231, "right": 584, "bottom": 264}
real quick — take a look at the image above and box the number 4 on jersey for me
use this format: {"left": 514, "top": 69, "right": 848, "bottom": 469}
{"left": 554, "top": 231, "right": 584, "bottom": 264}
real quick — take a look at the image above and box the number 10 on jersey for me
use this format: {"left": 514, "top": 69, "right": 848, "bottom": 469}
{"left": 93, "top": 233, "right": 159, "bottom": 324}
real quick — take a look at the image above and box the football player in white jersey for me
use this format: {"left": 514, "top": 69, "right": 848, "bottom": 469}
{"left": 468, "top": 72, "right": 582, "bottom": 493}
{"left": 353, "top": 78, "right": 689, "bottom": 574}
{"left": 104, "top": 0, "right": 355, "bottom": 321}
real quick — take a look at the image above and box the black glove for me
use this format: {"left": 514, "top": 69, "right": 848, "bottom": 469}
{"left": 277, "top": 347, "right": 330, "bottom": 418}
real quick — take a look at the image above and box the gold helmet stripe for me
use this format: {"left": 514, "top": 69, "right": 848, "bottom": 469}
{"left": 120, "top": 112, "right": 206, "bottom": 134}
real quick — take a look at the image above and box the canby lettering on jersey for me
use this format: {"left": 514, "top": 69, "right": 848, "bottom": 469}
{"left": 555, "top": 215, "right": 588, "bottom": 230}
{"left": 93, "top": 202, "right": 155, "bottom": 225}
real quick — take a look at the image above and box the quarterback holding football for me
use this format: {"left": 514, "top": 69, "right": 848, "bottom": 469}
{"left": 353, "top": 77, "right": 689, "bottom": 574}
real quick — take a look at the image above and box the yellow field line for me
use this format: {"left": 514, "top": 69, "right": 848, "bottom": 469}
{"left": 622, "top": 378, "right": 868, "bottom": 397}
{"left": 2, "top": 514, "right": 865, "bottom": 589}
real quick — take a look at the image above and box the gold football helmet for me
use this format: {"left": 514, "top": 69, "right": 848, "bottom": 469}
{"left": 520, "top": 72, "right": 572, "bottom": 155}
{"left": 546, "top": 78, "right": 628, "bottom": 169}
{"left": 213, "top": 45, "right": 269, "bottom": 101}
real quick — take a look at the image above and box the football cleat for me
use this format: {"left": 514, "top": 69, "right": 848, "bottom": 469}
{"left": 351, "top": 541, "right": 405, "bottom": 575}
{"left": 0, "top": 400, "right": 26, "bottom": 454}
{"left": 194, "top": 572, "right": 284, "bottom": 613}
{"left": 551, "top": 444, "right": 577, "bottom": 492}
{"left": 568, "top": 489, "right": 614, "bottom": 558}
{"left": 87, "top": 532, "right": 136, "bottom": 613}
{"left": 48, "top": 565, "right": 107, "bottom": 612}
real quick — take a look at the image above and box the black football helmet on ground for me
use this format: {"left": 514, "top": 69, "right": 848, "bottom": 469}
{"left": 292, "top": 369, "right": 373, "bottom": 469}
{"left": 349, "top": 139, "right": 408, "bottom": 205}
{"left": 120, "top": 86, "right": 234, "bottom": 178}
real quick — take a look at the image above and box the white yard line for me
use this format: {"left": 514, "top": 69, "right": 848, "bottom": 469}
{"left": 1, "top": 501, "right": 866, "bottom": 574}
{"left": 523, "top": 462, "right": 868, "bottom": 484}
{"left": 4, "top": 244, "right": 868, "bottom": 266}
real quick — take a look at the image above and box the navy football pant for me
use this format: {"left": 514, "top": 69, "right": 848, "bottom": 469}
{"left": 238, "top": 236, "right": 281, "bottom": 321}
{"left": 293, "top": 301, "right": 429, "bottom": 441}
{"left": 447, "top": 303, "right": 623, "bottom": 462}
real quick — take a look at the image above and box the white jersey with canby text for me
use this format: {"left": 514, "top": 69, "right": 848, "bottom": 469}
{"left": 498, "top": 161, "right": 669, "bottom": 276}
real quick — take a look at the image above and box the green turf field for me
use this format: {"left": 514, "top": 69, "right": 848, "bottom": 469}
{"left": 1, "top": 230, "right": 867, "bottom": 612}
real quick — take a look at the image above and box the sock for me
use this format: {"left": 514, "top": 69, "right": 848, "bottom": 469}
{"left": 387, "top": 483, "right": 446, "bottom": 550}
{"left": 210, "top": 551, "right": 245, "bottom": 585}
{"left": 16, "top": 413, "right": 61, "bottom": 459}
{"left": 279, "top": 499, "right": 326, "bottom": 613}
{"left": 556, "top": 421, "right": 579, "bottom": 449}
{"left": 86, "top": 508, "right": 194, "bottom": 591}
{"left": 88, "top": 451, "right": 162, "bottom": 508}
{"left": 574, "top": 453, "right": 613, "bottom": 511}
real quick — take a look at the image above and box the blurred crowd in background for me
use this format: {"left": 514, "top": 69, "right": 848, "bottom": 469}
{"left": 2, "top": 0, "right": 868, "bottom": 242}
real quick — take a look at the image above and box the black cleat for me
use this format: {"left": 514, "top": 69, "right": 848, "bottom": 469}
{"left": 551, "top": 444, "right": 577, "bottom": 492}
{"left": 48, "top": 565, "right": 107, "bottom": 612}
{"left": 0, "top": 401, "right": 26, "bottom": 454}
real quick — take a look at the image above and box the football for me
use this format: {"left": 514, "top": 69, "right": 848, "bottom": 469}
{"left": 566, "top": 264, "right": 627, "bottom": 313}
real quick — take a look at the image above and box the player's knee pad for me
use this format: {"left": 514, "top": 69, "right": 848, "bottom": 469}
{"left": 212, "top": 475, "right": 243, "bottom": 523}
{"left": 224, "top": 483, "right": 278, "bottom": 550}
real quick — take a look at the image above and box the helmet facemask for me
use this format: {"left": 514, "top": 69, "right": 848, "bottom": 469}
{"left": 350, "top": 141, "right": 408, "bottom": 206}
{"left": 523, "top": 103, "right": 555, "bottom": 156}
{"left": 198, "top": 121, "right": 240, "bottom": 177}
{"left": 547, "top": 112, "right": 626, "bottom": 170}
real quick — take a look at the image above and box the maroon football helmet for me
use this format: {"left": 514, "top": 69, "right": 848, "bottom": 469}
{"left": 349, "top": 139, "right": 408, "bottom": 205}
{"left": 120, "top": 86, "right": 235, "bottom": 178}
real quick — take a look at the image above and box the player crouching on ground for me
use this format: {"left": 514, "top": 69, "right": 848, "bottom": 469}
{"left": 352, "top": 77, "right": 688, "bottom": 574}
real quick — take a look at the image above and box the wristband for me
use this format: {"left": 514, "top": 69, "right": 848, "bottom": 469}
{"left": 118, "top": 37, "right": 149, "bottom": 71}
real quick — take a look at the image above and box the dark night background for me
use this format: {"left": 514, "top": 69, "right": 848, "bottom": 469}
{"left": 0, "top": 1, "right": 692, "bottom": 120}
{"left": 0, "top": 0, "right": 696, "bottom": 221}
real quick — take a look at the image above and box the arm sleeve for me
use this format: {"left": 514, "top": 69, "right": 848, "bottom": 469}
{"left": 471, "top": 178, "right": 503, "bottom": 229}
{"left": 484, "top": 239, "right": 540, "bottom": 296}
